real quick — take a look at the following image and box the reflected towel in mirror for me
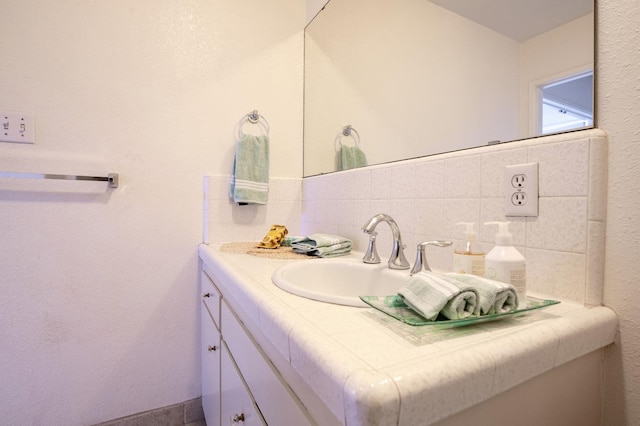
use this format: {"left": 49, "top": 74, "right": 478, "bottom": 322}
{"left": 338, "top": 145, "right": 367, "bottom": 171}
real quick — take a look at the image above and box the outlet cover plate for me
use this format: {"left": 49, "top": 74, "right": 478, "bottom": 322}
{"left": 505, "top": 162, "right": 538, "bottom": 217}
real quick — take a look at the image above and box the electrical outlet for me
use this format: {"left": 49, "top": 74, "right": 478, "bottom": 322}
{"left": 1, "top": 111, "right": 35, "bottom": 144}
{"left": 505, "top": 162, "right": 538, "bottom": 216}
{"left": 511, "top": 191, "right": 527, "bottom": 205}
{"left": 511, "top": 174, "right": 526, "bottom": 188}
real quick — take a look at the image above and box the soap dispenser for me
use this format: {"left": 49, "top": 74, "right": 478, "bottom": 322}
{"left": 484, "top": 221, "right": 526, "bottom": 304}
{"left": 453, "top": 222, "right": 485, "bottom": 276}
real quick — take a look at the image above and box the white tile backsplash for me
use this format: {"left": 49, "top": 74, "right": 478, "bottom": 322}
{"left": 529, "top": 137, "right": 591, "bottom": 197}
{"left": 414, "top": 159, "right": 445, "bottom": 199}
{"left": 391, "top": 163, "right": 416, "bottom": 199}
{"left": 586, "top": 220, "right": 606, "bottom": 306}
{"left": 370, "top": 167, "right": 393, "bottom": 200}
{"left": 480, "top": 147, "right": 528, "bottom": 197}
{"left": 527, "top": 197, "right": 588, "bottom": 252}
{"left": 525, "top": 248, "right": 587, "bottom": 301}
{"left": 444, "top": 154, "right": 482, "bottom": 198}
{"left": 588, "top": 139, "right": 608, "bottom": 221}
{"left": 204, "top": 129, "right": 608, "bottom": 306}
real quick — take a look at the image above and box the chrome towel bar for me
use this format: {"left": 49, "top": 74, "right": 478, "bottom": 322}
{"left": 0, "top": 171, "right": 119, "bottom": 188}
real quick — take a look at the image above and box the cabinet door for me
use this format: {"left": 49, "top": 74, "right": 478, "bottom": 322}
{"left": 221, "top": 343, "right": 265, "bottom": 426}
{"left": 201, "top": 300, "right": 221, "bottom": 425}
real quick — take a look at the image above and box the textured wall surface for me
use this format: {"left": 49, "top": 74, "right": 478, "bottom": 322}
{"left": 0, "top": 1, "right": 303, "bottom": 424}
{"left": 598, "top": 0, "right": 640, "bottom": 425}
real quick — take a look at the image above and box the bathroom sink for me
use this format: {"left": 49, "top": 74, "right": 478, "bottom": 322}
{"left": 271, "top": 257, "right": 410, "bottom": 307}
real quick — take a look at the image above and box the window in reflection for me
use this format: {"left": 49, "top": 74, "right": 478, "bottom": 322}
{"left": 540, "top": 71, "right": 593, "bottom": 135}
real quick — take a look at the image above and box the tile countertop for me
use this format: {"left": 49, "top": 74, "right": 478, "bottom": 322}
{"left": 198, "top": 243, "right": 618, "bottom": 426}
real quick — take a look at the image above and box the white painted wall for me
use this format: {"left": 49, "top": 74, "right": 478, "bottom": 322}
{"left": 0, "top": 0, "right": 303, "bottom": 424}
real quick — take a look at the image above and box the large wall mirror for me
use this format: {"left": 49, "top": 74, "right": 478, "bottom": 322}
{"left": 303, "top": 0, "right": 594, "bottom": 176}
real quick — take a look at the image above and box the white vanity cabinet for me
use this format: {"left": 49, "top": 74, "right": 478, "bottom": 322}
{"left": 199, "top": 244, "right": 618, "bottom": 426}
{"left": 201, "top": 270, "right": 314, "bottom": 426}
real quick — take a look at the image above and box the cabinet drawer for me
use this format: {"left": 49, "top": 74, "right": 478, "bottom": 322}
{"left": 201, "top": 304, "right": 221, "bottom": 426}
{"left": 201, "top": 271, "right": 222, "bottom": 331}
{"left": 221, "top": 343, "right": 265, "bottom": 426}
{"left": 222, "top": 301, "right": 313, "bottom": 426}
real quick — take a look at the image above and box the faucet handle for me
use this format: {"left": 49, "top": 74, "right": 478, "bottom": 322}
{"left": 389, "top": 239, "right": 410, "bottom": 270}
{"left": 410, "top": 240, "right": 452, "bottom": 275}
{"left": 363, "top": 232, "right": 381, "bottom": 264}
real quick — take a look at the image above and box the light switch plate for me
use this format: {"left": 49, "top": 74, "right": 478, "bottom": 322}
{"left": 1, "top": 111, "right": 35, "bottom": 144}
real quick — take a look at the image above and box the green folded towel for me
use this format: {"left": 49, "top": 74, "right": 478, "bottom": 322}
{"left": 442, "top": 273, "right": 519, "bottom": 315}
{"left": 291, "top": 233, "right": 352, "bottom": 258}
{"left": 338, "top": 145, "right": 367, "bottom": 171}
{"left": 282, "top": 235, "right": 303, "bottom": 247}
{"left": 398, "top": 271, "right": 479, "bottom": 321}
{"left": 229, "top": 134, "right": 269, "bottom": 204}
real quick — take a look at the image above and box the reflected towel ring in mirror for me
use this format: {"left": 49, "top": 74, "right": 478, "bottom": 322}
{"left": 248, "top": 110, "right": 260, "bottom": 123}
{"left": 334, "top": 124, "right": 361, "bottom": 151}
{"left": 237, "top": 110, "right": 270, "bottom": 139}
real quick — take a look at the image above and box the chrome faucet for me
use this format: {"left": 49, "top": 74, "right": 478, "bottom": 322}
{"left": 410, "top": 240, "right": 452, "bottom": 275}
{"left": 362, "top": 214, "right": 410, "bottom": 270}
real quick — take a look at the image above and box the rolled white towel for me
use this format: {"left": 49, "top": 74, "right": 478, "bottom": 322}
{"left": 442, "top": 273, "right": 519, "bottom": 315}
{"left": 398, "top": 271, "right": 479, "bottom": 321}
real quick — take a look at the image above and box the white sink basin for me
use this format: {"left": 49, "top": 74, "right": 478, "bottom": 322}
{"left": 271, "top": 256, "right": 410, "bottom": 307}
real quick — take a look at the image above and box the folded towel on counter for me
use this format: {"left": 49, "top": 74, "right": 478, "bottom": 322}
{"left": 291, "top": 233, "right": 352, "bottom": 258}
{"left": 442, "top": 273, "right": 519, "bottom": 315}
{"left": 282, "top": 235, "right": 303, "bottom": 247}
{"left": 229, "top": 134, "right": 269, "bottom": 205}
{"left": 398, "top": 271, "right": 479, "bottom": 321}
{"left": 338, "top": 145, "right": 367, "bottom": 171}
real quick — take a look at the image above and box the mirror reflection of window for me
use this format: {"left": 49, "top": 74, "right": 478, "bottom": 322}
{"left": 540, "top": 71, "right": 593, "bottom": 135}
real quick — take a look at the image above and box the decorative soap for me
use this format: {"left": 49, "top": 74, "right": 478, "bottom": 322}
{"left": 257, "top": 224, "right": 288, "bottom": 249}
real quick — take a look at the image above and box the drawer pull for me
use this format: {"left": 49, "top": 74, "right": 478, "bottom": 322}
{"left": 207, "top": 345, "right": 217, "bottom": 352}
{"left": 232, "top": 413, "right": 245, "bottom": 423}
{"left": 202, "top": 292, "right": 211, "bottom": 298}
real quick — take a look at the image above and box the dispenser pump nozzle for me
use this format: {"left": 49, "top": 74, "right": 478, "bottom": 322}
{"left": 456, "top": 222, "right": 477, "bottom": 242}
{"left": 485, "top": 221, "right": 513, "bottom": 245}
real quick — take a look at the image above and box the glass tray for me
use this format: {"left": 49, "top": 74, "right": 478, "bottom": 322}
{"left": 359, "top": 295, "right": 560, "bottom": 327}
